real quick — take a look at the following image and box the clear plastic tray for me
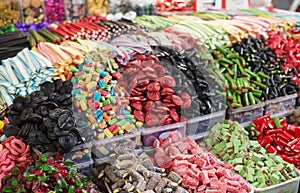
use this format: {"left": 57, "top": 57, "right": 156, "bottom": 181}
{"left": 296, "top": 91, "right": 300, "bottom": 106}
{"left": 76, "top": 159, "right": 93, "bottom": 173}
{"left": 265, "top": 93, "right": 297, "bottom": 116}
{"left": 32, "top": 141, "right": 93, "bottom": 165}
{"left": 249, "top": 169, "right": 300, "bottom": 193}
{"left": 186, "top": 110, "right": 225, "bottom": 139}
{"left": 141, "top": 122, "right": 186, "bottom": 148}
{"left": 227, "top": 102, "right": 265, "bottom": 124}
{"left": 64, "top": 141, "right": 92, "bottom": 164}
{"left": 92, "top": 130, "right": 141, "bottom": 160}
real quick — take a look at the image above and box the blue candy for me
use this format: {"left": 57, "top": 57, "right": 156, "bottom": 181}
{"left": 94, "top": 91, "right": 101, "bottom": 101}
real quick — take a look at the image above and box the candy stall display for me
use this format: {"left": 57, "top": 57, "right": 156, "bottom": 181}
{"left": 2, "top": 5, "right": 300, "bottom": 192}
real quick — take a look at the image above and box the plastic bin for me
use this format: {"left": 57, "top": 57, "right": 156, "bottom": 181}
{"left": 32, "top": 141, "right": 92, "bottom": 165}
{"left": 227, "top": 102, "right": 265, "bottom": 125}
{"left": 64, "top": 141, "right": 92, "bottom": 164}
{"left": 92, "top": 130, "right": 141, "bottom": 160}
{"left": 264, "top": 93, "right": 297, "bottom": 116}
{"left": 141, "top": 121, "right": 186, "bottom": 148}
{"left": 186, "top": 110, "right": 225, "bottom": 139}
{"left": 248, "top": 169, "right": 300, "bottom": 193}
{"left": 76, "top": 159, "right": 93, "bottom": 173}
{"left": 296, "top": 91, "right": 300, "bottom": 107}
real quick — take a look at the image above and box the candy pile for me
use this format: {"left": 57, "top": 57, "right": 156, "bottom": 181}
{"left": 206, "top": 121, "right": 298, "bottom": 188}
{"left": 0, "top": 136, "right": 32, "bottom": 188}
{"left": 151, "top": 131, "right": 251, "bottom": 192}
{"left": 0, "top": 153, "right": 99, "bottom": 192}
{"left": 156, "top": 47, "right": 225, "bottom": 116}
{"left": 44, "top": 0, "right": 65, "bottom": 22}
{"left": 249, "top": 115, "right": 300, "bottom": 168}
{"left": 95, "top": 141, "right": 188, "bottom": 192}
{"left": 27, "top": 27, "right": 63, "bottom": 47}
{"left": 93, "top": 19, "right": 148, "bottom": 40}
{"left": 49, "top": 22, "right": 108, "bottom": 41}
{"left": 72, "top": 60, "right": 137, "bottom": 139}
{"left": 0, "top": 31, "right": 30, "bottom": 60}
{"left": 0, "top": 48, "right": 54, "bottom": 107}
{"left": 233, "top": 38, "right": 297, "bottom": 100}
{"left": 134, "top": 15, "right": 176, "bottom": 32}
{"left": 7, "top": 80, "right": 86, "bottom": 153}
{"left": 267, "top": 30, "right": 300, "bottom": 90}
{"left": 115, "top": 53, "right": 190, "bottom": 127}
{"left": 0, "top": 24, "right": 15, "bottom": 34}
{"left": 37, "top": 42, "right": 85, "bottom": 67}
{"left": 211, "top": 45, "right": 265, "bottom": 109}
{"left": 156, "top": 0, "right": 193, "bottom": 12}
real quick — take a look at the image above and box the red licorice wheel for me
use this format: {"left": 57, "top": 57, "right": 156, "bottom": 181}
{"left": 146, "top": 115, "right": 160, "bottom": 127}
{"left": 161, "top": 88, "right": 175, "bottom": 96}
{"left": 144, "top": 101, "right": 154, "bottom": 111}
{"left": 145, "top": 72, "right": 159, "bottom": 79}
{"left": 181, "top": 99, "right": 192, "bottom": 109}
{"left": 142, "top": 67, "right": 155, "bottom": 74}
{"left": 147, "top": 82, "right": 161, "bottom": 92}
{"left": 147, "top": 91, "right": 161, "bottom": 101}
{"left": 164, "top": 103, "right": 177, "bottom": 108}
{"left": 172, "top": 95, "right": 183, "bottom": 106}
{"left": 159, "top": 76, "right": 176, "bottom": 88}
{"left": 180, "top": 92, "right": 191, "bottom": 101}
{"left": 130, "top": 89, "right": 143, "bottom": 96}
{"left": 156, "top": 106, "right": 170, "bottom": 112}
{"left": 134, "top": 110, "right": 145, "bottom": 122}
{"left": 164, "top": 118, "right": 174, "bottom": 125}
{"left": 135, "top": 86, "right": 147, "bottom": 92}
{"left": 138, "top": 78, "right": 150, "bottom": 86}
{"left": 170, "top": 109, "right": 180, "bottom": 122}
{"left": 153, "top": 64, "right": 165, "bottom": 77}
{"left": 131, "top": 101, "right": 143, "bottom": 111}
{"left": 141, "top": 59, "right": 154, "bottom": 68}
{"left": 129, "top": 96, "right": 147, "bottom": 102}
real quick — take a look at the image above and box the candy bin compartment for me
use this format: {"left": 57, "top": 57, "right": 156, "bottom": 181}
{"left": 20, "top": 0, "right": 45, "bottom": 24}
{"left": 249, "top": 169, "right": 300, "bottom": 193}
{"left": 76, "top": 159, "right": 94, "bottom": 173}
{"left": 64, "top": 0, "right": 88, "bottom": 21}
{"left": 227, "top": 102, "right": 265, "bottom": 125}
{"left": 186, "top": 110, "right": 225, "bottom": 140}
{"left": 0, "top": 0, "right": 22, "bottom": 27}
{"left": 92, "top": 130, "right": 141, "bottom": 161}
{"left": 64, "top": 141, "right": 92, "bottom": 164}
{"left": 141, "top": 121, "right": 186, "bottom": 148}
{"left": 264, "top": 93, "right": 297, "bottom": 116}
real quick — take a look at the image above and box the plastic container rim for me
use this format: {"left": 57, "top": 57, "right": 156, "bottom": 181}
{"left": 265, "top": 93, "right": 297, "bottom": 105}
{"left": 93, "top": 129, "right": 141, "bottom": 146}
{"left": 250, "top": 167, "right": 300, "bottom": 192}
{"left": 228, "top": 102, "right": 265, "bottom": 114}
{"left": 187, "top": 110, "right": 226, "bottom": 124}
{"left": 141, "top": 121, "right": 186, "bottom": 135}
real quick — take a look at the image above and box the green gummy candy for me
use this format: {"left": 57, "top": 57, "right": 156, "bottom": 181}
{"left": 103, "top": 99, "right": 110, "bottom": 107}
{"left": 234, "top": 165, "right": 244, "bottom": 173}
